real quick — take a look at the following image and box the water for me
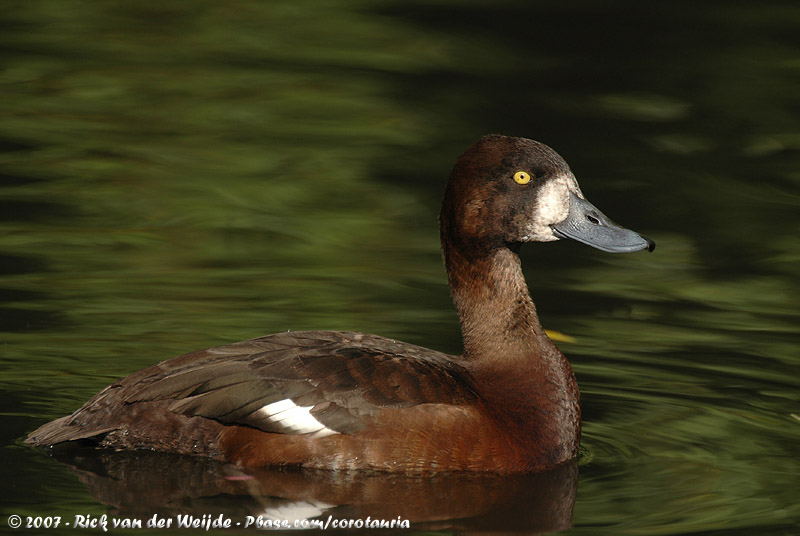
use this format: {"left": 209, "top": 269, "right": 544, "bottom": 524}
{"left": 2, "top": 1, "right": 799, "bottom": 534}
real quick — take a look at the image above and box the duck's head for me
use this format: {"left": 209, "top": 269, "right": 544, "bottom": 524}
{"left": 440, "top": 135, "right": 655, "bottom": 255}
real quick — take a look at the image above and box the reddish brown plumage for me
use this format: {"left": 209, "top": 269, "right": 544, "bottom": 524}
{"left": 26, "top": 135, "right": 653, "bottom": 473}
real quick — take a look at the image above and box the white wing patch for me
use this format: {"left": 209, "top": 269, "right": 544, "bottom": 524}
{"left": 258, "top": 399, "right": 338, "bottom": 437}
{"left": 259, "top": 500, "right": 334, "bottom": 525}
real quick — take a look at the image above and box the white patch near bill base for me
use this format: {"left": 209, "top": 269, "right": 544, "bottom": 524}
{"left": 258, "top": 399, "right": 338, "bottom": 437}
{"left": 524, "top": 174, "right": 581, "bottom": 241}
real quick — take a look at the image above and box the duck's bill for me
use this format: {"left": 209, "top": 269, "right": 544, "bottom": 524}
{"left": 551, "top": 191, "right": 655, "bottom": 253}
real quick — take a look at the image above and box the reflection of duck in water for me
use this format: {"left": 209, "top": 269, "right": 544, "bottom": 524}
{"left": 27, "top": 135, "right": 653, "bottom": 474}
{"left": 50, "top": 446, "right": 579, "bottom": 532}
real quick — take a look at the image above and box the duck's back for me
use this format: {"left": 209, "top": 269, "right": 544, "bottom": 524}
{"left": 27, "top": 331, "right": 487, "bottom": 470}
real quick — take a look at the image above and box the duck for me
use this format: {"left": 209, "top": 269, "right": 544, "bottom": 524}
{"left": 26, "top": 135, "right": 654, "bottom": 474}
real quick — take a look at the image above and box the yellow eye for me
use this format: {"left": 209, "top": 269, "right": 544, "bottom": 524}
{"left": 513, "top": 171, "right": 531, "bottom": 184}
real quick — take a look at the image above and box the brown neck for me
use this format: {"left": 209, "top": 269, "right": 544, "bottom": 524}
{"left": 442, "top": 235, "right": 581, "bottom": 467}
{"left": 442, "top": 231, "right": 557, "bottom": 365}
{"left": 445, "top": 244, "right": 550, "bottom": 361}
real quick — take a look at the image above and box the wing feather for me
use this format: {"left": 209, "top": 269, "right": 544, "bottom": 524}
{"left": 28, "top": 331, "right": 477, "bottom": 445}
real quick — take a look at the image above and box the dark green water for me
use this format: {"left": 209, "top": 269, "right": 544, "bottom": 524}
{"left": 2, "top": 1, "right": 798, "bottom": 534}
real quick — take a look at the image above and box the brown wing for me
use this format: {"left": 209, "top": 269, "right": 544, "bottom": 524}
{"left": 28, "top": 331, "right": 477, "bottom": 445}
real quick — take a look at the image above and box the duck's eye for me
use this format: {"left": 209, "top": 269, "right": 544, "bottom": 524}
{"left": 513, "top": 171, "right": 531, "bottom": 184}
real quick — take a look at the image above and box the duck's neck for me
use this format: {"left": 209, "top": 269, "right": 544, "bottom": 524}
{"left": 442, "top": 238, "right": 581, "bottom": 467}
{"left": 444, "top": 242, "right": 551, "bottom": 362}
